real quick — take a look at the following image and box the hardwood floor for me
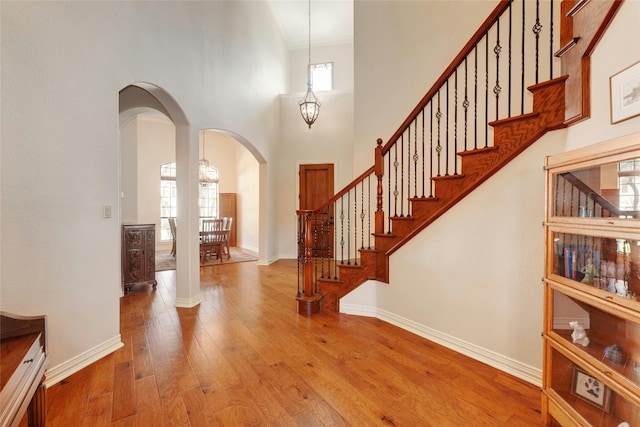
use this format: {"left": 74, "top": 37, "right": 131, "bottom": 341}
{"left": 44, "top": 260, "right": 544, "bottom": 426}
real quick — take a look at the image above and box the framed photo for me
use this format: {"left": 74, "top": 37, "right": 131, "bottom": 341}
{"left": 610, "top": 61, "right": 640, "bottom": 124}
{"left": 571, "top": 366, "right": 611, "bottom": 411}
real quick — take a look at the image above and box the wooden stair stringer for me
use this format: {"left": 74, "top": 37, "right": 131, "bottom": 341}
{"left": 386, "top": 76, "right": 568, "bottom": 259}
{"left": 319, "top": 76, "right": 567, "bottom": 313}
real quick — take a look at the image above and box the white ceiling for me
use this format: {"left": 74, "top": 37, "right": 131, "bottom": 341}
{"left": 266, "top": 0, "right": 353, "bottom": 50}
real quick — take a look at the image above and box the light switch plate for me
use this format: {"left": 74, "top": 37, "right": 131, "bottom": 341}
{"left": 103, "top": 204, "right": 112, "bottom": 219}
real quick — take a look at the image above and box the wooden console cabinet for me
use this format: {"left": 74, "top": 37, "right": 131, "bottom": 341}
{"left": 542, "top": 133, "right": 640, "bottom": 426}
{"left": 122, "top": 224, "right": 157, "bottom": 292}
{"left": 0, "top": 312, "right": 48, "bottom": 427}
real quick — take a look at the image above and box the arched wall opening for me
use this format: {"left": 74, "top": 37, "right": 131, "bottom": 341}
{"left": 119, "top": 83, "right": 269, "bottom": 309}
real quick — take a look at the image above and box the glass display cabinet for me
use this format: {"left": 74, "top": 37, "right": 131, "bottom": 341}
{"left": 543, "top": 132, "right": 640, "bottom": 426}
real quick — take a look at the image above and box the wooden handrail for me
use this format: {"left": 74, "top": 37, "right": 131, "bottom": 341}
{"left": 311, "top": 165, "right": 375, "bottom": 216}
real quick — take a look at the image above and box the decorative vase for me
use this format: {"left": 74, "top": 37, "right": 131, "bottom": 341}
{"left": 604, "top": 343, "right": 627, "bottom": 365}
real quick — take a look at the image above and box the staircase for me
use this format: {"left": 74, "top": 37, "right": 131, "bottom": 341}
{"left": 296, "top": 0, "right": 624, "bottom": 315}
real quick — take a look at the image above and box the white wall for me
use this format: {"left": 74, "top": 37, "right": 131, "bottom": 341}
{"left": 346, "top": 0, "right": 640, "bottom": 385}
{"left": 136, "top": 115, "right": 176, "bottom": 236}
{"left": 237, "top": 146, "right": 261, "bottom": 251}
{"left": 1, "top": 0, "right": 287, "bottom": 381}
{"left": 353, "top": 0, "right": 496, "bottom": 171}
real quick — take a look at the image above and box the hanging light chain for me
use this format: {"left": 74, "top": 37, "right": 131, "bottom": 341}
{"left": 299, "top": 0, "right": 321, "bottom": 129}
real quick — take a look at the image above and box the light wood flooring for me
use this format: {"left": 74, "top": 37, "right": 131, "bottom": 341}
{"left": 43, "top": 260, "right": 544, "bottom": 426}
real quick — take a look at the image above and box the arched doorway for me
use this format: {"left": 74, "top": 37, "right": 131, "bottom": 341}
{"left": 119, "top": 84, "right": 269, "bottom": 308}
{"left": 119, "top": 83, "right": 202, "bottom": 307}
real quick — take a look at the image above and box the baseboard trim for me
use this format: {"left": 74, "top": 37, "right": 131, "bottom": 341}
{"left": 341, "top": 303, "right": 542, "bottom": 386}
{"left": 175, "top": 294, "right": 202, "bottom": 308}
{"left": 44, "top": 335, "right": 123, "bottom": 387}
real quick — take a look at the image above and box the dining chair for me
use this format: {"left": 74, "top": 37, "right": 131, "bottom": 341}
{"left": 200, "top": 218, "right": 224, "bottom": 263}
{"left": 168, "top": 217, "right": 177, "bottom": 257}
{"left": 221, "top": 217, "right": 233, "bottom": 260}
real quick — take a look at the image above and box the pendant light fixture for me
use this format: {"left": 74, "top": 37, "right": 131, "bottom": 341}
{"left": 299, "top": 0, "right": 321, "bottom": 129}
{"left": 199, "top": 140, "right": 215, "bottom": 187}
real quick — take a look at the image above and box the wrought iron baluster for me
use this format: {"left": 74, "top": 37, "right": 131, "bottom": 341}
{"left": 549, "top": 0, "right": 554, "bottom": 79}
{"left": 340, "top": 198, "right": 345, "bottom": 264}
{"left": 494, "top": 17, "right": 502, "bottom": 120}
{"left": 474, "top": 45, "right": 478, "bottom": 150}
{"left": 313, "top": 221, "right": 318, "bottom": 284}
{"left": 387, "top": 151, "right": 392, "bottom": 233}
{"left": 421, "top": 109, "right": 426, "bottom": 198}
{"left": 413, "top": 119, "right": 418, "bottom": 198}
{"left": 508, "top": 3, "right": 512, "bottom": 117}
{"left": 436, "top": 90, "right": 442, "bottom": 176}
{"left": 400, "top": 133, "right": 405, "bottom": 217}
{"left": 347, "top": 191, "right": 351, "bottom": 265}
{"left": 484, "top": 31, "right": 489, "bottom": 148}
{"left": 429, "top": 102, "right": 434, "bottom": 197}
{"left": 521, "top": 0, "right": 525, "bottom": 115}
{"left": 445, "top": 80, "right": 450, "bottom": 176}
{"left": 533, "top": 0, "right": 542, "bottom": 84}
{"left": 393, "top": 143, "right": 399, "bottom": 217}
{"left": 454, "top": 69, "right": 458, "bottom": 175}
{"left": 320, "top": 210, "right": 326, "bottom": 278}
{"left": 367, "top": 175, "right": 371, "bottom": 249}
{"left": 464, "top": 58, "right": 469, "bottom": 152}
{"left": 406, "top": 125, "right": 411, "bottom": 210}
{"left": 353, "top": 185, "right": 358, "bottom": 265}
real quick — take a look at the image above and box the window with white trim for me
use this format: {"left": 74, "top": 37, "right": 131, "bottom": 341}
{"left": 310, "top": 62, "right": 333, "bottom": 92}
{"left": 160, "top": 161, "right": 219, "bottom": 241}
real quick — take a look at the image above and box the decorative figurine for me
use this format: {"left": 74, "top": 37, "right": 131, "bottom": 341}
{"left": 604, "top": 343, "right": 627, "bottom": 365}
{"left": 569, "top": 321, "right": 590, "bottom": 347}
{"left": 614, "top": 279, "right": 629, "bottom": 297}
{"left": 580, "top": 258, "right": 596, "bottom": 285}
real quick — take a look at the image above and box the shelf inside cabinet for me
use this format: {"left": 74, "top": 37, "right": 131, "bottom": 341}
{"left": 549, "top": 329, "right": 640, "bottom": 395}
{"left": 548, "top": 145, "right": 640, "bottom": 222}
{"left": 546, "top": 346, "right": 639, "bottom": 426}
{"left": 548, "top": 287, "right": 640, "bottom": 395}
{"left": 547, "top": 229, "right": 640, "bottom": 314}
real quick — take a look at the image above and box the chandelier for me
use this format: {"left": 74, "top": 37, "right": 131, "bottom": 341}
{"left": 299, "top": 0, "right": 321, "bottom": 128}
{"left": 199, "top": 140, "right": 215, "bottom": 187}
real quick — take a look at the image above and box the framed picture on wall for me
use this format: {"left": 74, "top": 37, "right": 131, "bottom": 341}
{"left": 570, "top": 366, "right": 611, "bottom": 411}
{"left": 610, "top": 61, "right": 640, "bottom": 124}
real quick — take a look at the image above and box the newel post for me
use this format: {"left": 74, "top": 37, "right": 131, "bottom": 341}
{"left": 374, "top": 138, "right": 385, "bottom": 235}
{"left": 296, "top": 210, "right": 323, "bottom": 315}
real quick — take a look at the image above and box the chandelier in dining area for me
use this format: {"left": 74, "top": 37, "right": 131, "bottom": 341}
{"left": 199, "top": 140, "right": 216, "bottom": 187}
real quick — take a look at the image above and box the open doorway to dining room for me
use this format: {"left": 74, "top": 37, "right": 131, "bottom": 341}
{"left": 119, "top": 85, "right": 262, "bottom": 279}
{"left": 155, "top": 129, "right": 261, "bottom": 269}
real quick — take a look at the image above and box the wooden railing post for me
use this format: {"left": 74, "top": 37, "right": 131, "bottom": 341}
{"left": 296, "top": 210, "right": 323, "bottom": 315}
{"left": 374, "top": 138, "right": 385, "bottom": 235}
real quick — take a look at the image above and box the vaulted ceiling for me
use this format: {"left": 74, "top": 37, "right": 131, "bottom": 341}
{"left": 266, "top": 0, "right": 353, "bottom": 49}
